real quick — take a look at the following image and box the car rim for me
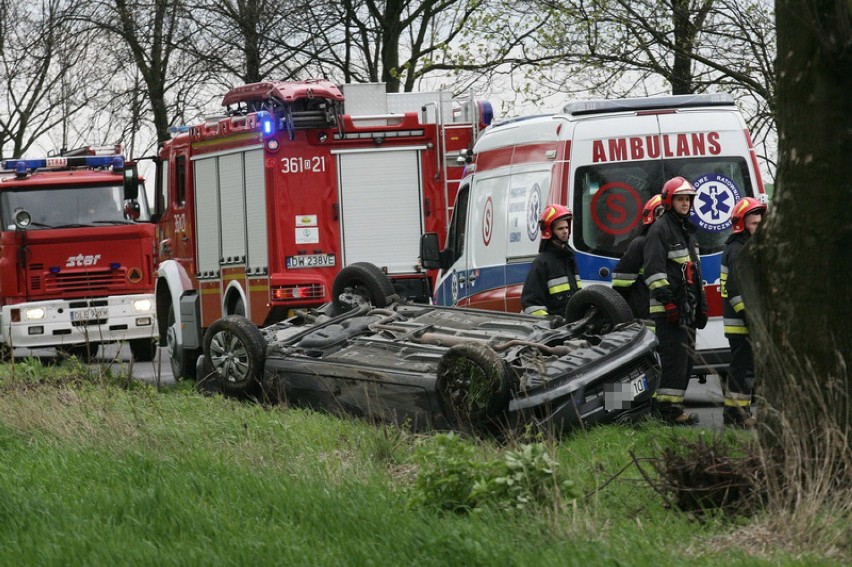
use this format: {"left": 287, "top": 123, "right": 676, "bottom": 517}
{"left": 209, "top": 330, "right": 250, "bottom": 384}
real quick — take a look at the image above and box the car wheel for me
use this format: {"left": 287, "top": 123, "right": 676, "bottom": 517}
{"left": 564, "top": 285, "right": 634, "bottom": 334}
{"left": 331, "top": 262, "right": 397, "bottom": 315}
{"left": 436, "top": 343, "right": 511, "bottom": 432}
{"left": 129, "top": 338, "right": 157, "bottom": 362}
{"left": 203, "top": 315, "right": 266, "bottom": 397}
{"left": 167, "top": 303, "right": 197, "bottom": 380}
{"left": 58, "top": 342, "right": 99, "bottom": 362}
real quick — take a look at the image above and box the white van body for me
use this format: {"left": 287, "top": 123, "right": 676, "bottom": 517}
{"left": 426, "top": 94, "right": 766, "bottom": 375}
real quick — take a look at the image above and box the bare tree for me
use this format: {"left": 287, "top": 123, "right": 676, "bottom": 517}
{"left": 0, "top": 1, "right": 96, "bottom": 158}
{"left": 742, "top": 0, "right": 851, "bottom": 495}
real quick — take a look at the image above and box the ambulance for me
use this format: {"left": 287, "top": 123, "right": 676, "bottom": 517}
{"left": 421, "top": 93, "right": 767, "bottom": 376}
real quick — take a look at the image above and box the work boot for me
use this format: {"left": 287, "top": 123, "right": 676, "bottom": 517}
{"left": 724, "top": 407, "right": 756, "bottom": 429}
{"left": 652, "top": 401, "right": 699, "bottom": 426}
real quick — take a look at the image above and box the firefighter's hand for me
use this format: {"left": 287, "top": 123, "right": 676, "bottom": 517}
{"left": 665, "top": 303, "right": 680, "bottom": 324}
{"left": 549, "top": 314, "right": 567, "bottom": 328}
{"left": 695, "top": 311, "right": 708, "bottom": 329}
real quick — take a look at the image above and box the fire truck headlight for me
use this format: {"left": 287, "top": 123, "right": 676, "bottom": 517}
{"left": 25, "top": 307, "right": 46, "bottom": 321}
{"left": 132, "top": 299, "right": 153, "bottom": 312}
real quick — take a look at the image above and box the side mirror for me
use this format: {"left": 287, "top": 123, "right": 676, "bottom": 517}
{"left": 124, "top": 200, "right": 141, "bottom": 220}
{"left": 123, "top": 161, "right": 139, "bottom": 201}
{"left": 13, "top": 209, "right": 32, "bottom": 230}
{"left": 420, "top": 233, "right": 442, "bottom": 270}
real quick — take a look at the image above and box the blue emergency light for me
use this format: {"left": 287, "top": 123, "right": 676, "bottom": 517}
{"left": 2, "top": 155, "right": 125, "bottom": 172}
{"left": 257, "top": 111, "right": 275, "bottom": 136}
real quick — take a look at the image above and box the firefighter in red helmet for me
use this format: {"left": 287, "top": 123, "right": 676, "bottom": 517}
{"left": 642, "top": 177, "right": 708, "bottom": 425}
{"left": 521, "top": 204, "right": 582, "bottom": 320}
{"left": 720, "top": 197, "right": 767, "bottom": 428}
{"left": 612, "top": 194, "right": 664, "bottom": 320}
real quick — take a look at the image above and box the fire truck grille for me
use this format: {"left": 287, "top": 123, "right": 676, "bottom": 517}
{"left": 43, "top": 268, "right": 127, "bottom": 293}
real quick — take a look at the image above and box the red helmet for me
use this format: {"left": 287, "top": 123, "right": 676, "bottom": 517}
{"left": 731, "top": 197, "right": 767, "bottom": 233}
{"left": 539, "top": 204, "right": 572, "bottom": 239}
{"left": 660, "top": 176, "right": 697, "bottom": 209}
{"left": 641, "top": 194, "right": 664, "bottom": 226}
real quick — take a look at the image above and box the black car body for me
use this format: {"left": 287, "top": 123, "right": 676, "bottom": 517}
{"left": 200, "top": 265, "right": 660, "bottom": 434}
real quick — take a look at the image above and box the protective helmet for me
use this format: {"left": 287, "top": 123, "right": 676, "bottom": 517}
{"left": 660, "top": 176, "right": 698, "bottom": 209}
{"left": 641, "top": 194, "right": 664, "bottom": 226}
{"left": 730, "top": 197, "right": 767, "bottom": 234}
{"left": 539, "top": 204, "right": 573, "bottom": 239}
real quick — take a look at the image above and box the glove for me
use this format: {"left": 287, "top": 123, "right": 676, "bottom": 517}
{"left": 695, "top": 311, "right": 708, "bottom": 329}
{"left": 665, "top": 303, "right": 679, "bottom": 324}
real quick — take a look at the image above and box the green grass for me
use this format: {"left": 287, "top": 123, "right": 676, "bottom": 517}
{"left": 0, "top": 361, "right": 846, "bottom": 566}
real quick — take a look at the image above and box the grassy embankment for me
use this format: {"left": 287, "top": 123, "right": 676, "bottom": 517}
{"left": 0, "top": 357, "right": 846, "bottom": 566}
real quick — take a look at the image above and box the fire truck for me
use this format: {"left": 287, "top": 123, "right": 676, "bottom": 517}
{"left": 154, "top": 79, "right": 492, "bottom": 378}
{"left": 0, "top": 147, "right": 157, "bottom": 362}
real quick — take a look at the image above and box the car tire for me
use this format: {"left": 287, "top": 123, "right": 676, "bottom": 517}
{"left": 58, "top": 342, "right": 99, "bottom": 362}
{"left": 564, "top": 285, "right": 634, "bottom": 334}
{"left": 436, "top": 342, "right": 511, "bottom": 432}
{"left": 167, "top": 303, "right": 197, "bottom": 380}
{"left": 331, "top": 262, "right": 397, "bottom": 315}
{"left": 203, "top": 315, "right": 266, "bottom": 397}
{"left": 129, "top": 338, "right": 157, "bottom": 362}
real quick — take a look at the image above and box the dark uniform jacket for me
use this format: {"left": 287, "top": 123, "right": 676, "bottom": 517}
{"left": 611, "top": 232, "right": 649, "bottom": 319}
{"left": 642, "top": 211, "right": 707, "bottom": 324}
{"left": 721, "top": 232, "right": 750, "bottom": 336}
{"left": 521, "top": 241, "right": 582, "bottom": 317}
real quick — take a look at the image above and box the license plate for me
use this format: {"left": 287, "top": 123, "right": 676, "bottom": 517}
{"left": 71, "top": 307, "right": 108, "bottom": 322}
{"left": 630, "top": 375, "right": 648, "bottom": 397}
{"left": 286, "top": 254, "right": 336, "bottom": 269}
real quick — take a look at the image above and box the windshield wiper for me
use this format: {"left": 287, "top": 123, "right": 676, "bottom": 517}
{"left": 91, "top": 219, "right": 134, "bottom": 225}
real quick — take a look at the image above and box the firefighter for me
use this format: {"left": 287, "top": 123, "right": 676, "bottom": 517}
{"left": 521, "top": 204, "right": 582, "bottom": 320}
{"left": 720, "top": 197, "right": 767, "bottom": 428}
{"left": 612, "top": 194, "right": 664, "bottom": 320}
{"left": 642, "top": 177, "right": 708, "bottom": 425}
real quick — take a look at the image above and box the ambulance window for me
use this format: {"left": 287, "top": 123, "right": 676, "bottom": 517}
{"left": 445, "top": 185, "right": 470, "bottom": 265}
{"left": 572, "top": 162, "right": 661, "bottom": 257}
{"left": 664, "top": 157, "right": 754, "bottom": 254}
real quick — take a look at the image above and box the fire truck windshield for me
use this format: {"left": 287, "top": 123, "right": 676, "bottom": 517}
{"left": 1, "top": 183, "right": 151, "bottom": 230}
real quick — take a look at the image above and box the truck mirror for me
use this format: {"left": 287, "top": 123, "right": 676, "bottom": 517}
{"left": 124, "top": 200, "right": 141, "bottom": 220}
{"left": 123, "top": 161, "right": 139, "bottom": 201}
{"left": 420, "top": 233, "right": 442, "bottom": 270}
{"left": 13, "top": 209, "right": 32, "bottom": 230}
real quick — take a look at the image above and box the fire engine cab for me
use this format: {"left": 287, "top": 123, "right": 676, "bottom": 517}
{"left": 0, "top": 147, "right": 157, "bottom": 361}
{"left": 421, "top": 93, "right": 767, "bottom": 377}
{"left": 154, "top": 79, "right": 491, "bottom": 378}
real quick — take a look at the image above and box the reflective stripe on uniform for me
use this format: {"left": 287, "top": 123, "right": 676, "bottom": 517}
{"left": 611, "top": 272, "right": 638, "bottom": 288}
{"left": 653, "top": 388, "right": 686, "bottom": 404}
{"left": 724, "top": 317, "right": 749, "bottom": 335}
{"left": 730, "top": 294, "right": 745, "bottom": 312}
{"left": 667, "top": 246, "right": 690, "bottom": 263}
{"left": 724, "top": 391, "right": 751, "bottom": 408}
{"left": 646, "top": 272, "right": 669, "bottom": 290}
{"left": 524, "top": 305, "right": 548, "bottom": 316}
{"left": 547, "top": 276, "right": 582, "bottom": 295}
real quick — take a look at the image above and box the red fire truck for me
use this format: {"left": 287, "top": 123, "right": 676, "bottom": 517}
{"left": 154, "top": 79, "right": 492, "bottom": 378}
{"left": 0, "top": 147, "right": 157, "bottom": 361}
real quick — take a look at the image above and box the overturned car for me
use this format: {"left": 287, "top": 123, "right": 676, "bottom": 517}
{"left": 199, "top": 263, "right": 661, "bottom": 433}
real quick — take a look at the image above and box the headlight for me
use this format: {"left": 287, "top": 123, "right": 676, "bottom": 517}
{"left": 25, "top": 307, "right": 46, "bottom": 320}
{"left": 132, "top": 299, "right": 153, "bottom": 312}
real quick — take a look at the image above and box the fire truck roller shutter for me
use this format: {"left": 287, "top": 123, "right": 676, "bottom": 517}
{"left": 193, "top": 157, "right": 222, "bottom": 277}
{"left": 218, "top": 153, "right": 248, "bottom": 266}
{"left": 335, "top": 147, "right": 426, "bottom": 274}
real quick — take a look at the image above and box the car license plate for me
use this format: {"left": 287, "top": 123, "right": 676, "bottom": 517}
{"left": 286, "top": 254, "right": 336, "bottom": 269}
{"left": 630, "top": 375, "right": 648, "bottom": 397}
{"left": 71, "top": 307, "right": 108, "bottom": 322}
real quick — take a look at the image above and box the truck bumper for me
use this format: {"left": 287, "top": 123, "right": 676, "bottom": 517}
{"left": 0, "top": 294, "right": 156, "bottom": 350}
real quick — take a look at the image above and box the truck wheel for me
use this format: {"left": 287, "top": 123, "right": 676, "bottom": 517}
{"left": 58, "top": 342, "right": 99, "bottom": 362}
{"left": 129, "top": 338, "right": 157, "bottom": 362}
{"left": 564, "top": 285, "right": 634, "bottom": 334}
{"left": 167, "top": 304, "right": 197, "bottom": 380}
{"left": 436, "top": 343, "right": 511, "bottom": 432}
{"left": 331, "top": 262, "right": 397, "bottom": 315}
{"left": 203, "top": 315, "right": 266, "bottom": 397}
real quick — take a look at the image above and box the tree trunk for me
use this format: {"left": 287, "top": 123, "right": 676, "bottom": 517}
{"left": 741, "top": 0, "right": 852, "bottom": 495}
